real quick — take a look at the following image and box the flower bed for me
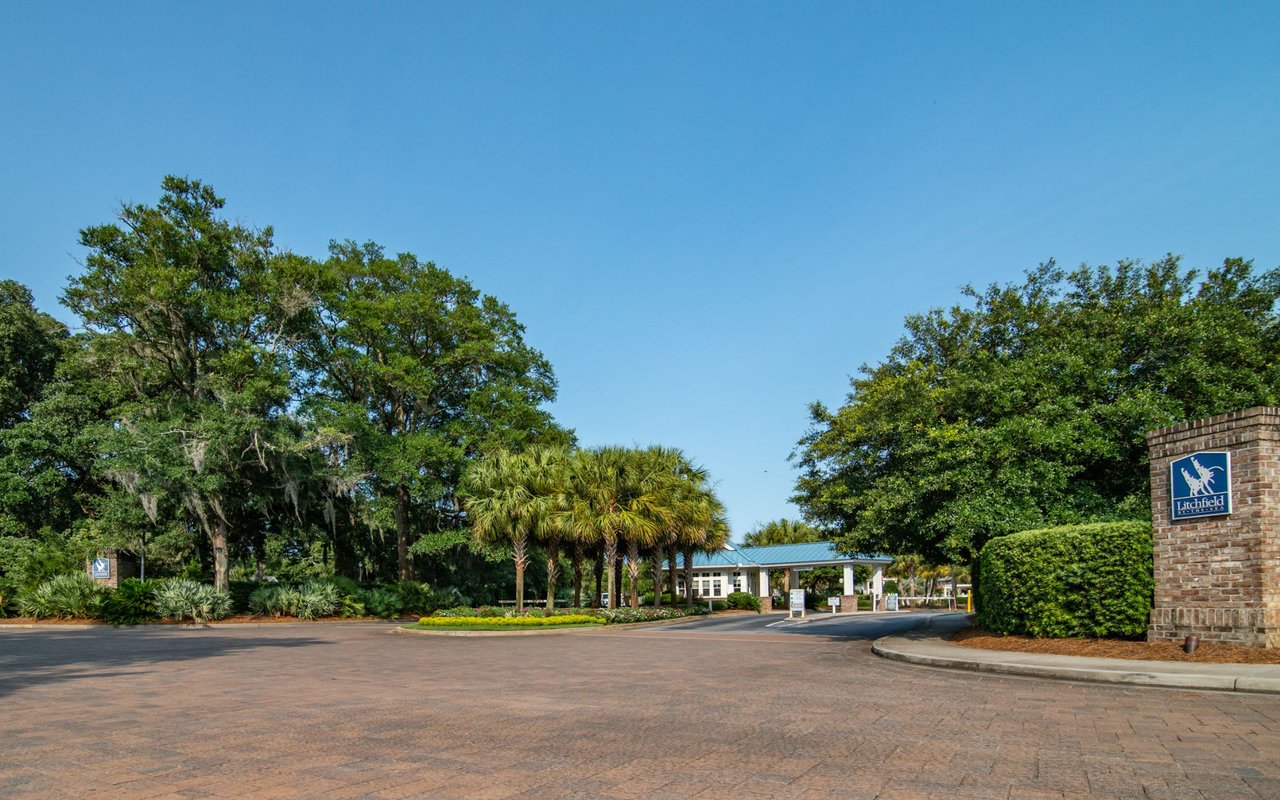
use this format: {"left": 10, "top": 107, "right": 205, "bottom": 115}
{"left": 413, "top": 614, "right": 604, "bottom": 629}
{"left": 428, "top": 605, "right": 710, "bottom": 624}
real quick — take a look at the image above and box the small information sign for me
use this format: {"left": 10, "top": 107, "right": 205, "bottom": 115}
{"left": 788, "top": 588, "right": 806, "bottom": 618}
{"left": 91, "top": 557, "right": 110, "bottom": 580}
{"left": 886, "top": 593, "right": 899, "bottom": 612}
{"left": 1170, "top": 451, "right": 1231, "bottom": 520}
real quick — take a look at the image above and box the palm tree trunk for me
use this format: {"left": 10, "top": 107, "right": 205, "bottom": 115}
{"left": 572, "top": 543, "right": 584, "bottom": 608}
{"left": 513, "top": 533, "right": 528, "bottom": 612}
{"left": 603, "top": 535, "right": 618, "bottom": 610}
{"left": 683, "top": 548, "right": 694, "bottom": 607}
{"left": 613, "top": 553, "right": 623, "bottom": 609}
{"left": 592, "top": 546, "right": 604, "bottom": 608}
{"left": 627, "top": 540, "right": 642, "bottom": 609}
{"left": 545, "top": 540, "right": 560, "bottom": 610}
{"left": 650, "top": 551, "right": 663, "bottom": 607}
{"left": 667, "top": 545, "right": 678, "bottom": 606}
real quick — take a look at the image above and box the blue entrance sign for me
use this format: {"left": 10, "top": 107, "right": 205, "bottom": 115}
{"left": 1170, "top": 451, "right": 1231, "bottom": 520}
{"left": 91, "top": 557, "right": 111, "bottom": 579}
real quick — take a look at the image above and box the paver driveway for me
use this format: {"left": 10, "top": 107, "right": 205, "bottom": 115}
{"left": 2, "top": 619, "right": 1278, "bottom": 799}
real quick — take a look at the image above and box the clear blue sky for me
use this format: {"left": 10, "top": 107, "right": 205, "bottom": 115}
{"left": 3, "top": 2, "right": 1278, "bottom": 539}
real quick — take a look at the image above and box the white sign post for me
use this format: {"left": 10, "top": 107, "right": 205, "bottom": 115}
{"left": 827, "top": 596, "right": 840, "bottom": 614}
{"left": 788, "top": 588, "right": 806, "bottom": 619}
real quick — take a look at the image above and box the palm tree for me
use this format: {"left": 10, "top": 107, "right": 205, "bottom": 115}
{"left": 565, "top": 447, "right": 665, "bottom": 610}
{"left": 888, "top": 553, "right": 924, "bottom": 598}
{"left": 461, "top": 448, "right": 565, "bottom": 612}
{"left": 743, "top": 519, "right": 822, "bottom": 547}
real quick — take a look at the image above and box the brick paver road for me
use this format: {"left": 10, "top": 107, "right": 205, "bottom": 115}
{"left": 2, "top": 621, "right": 1278, "bottom": 799}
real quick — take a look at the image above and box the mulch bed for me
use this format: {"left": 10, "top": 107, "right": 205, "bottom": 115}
{"left": 951, "top": 627, "right": 1280, "bottom": 664}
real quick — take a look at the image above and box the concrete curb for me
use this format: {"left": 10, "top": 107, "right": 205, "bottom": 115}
{"left": 872, "top": 620, "right": 1280, "bottom": 695}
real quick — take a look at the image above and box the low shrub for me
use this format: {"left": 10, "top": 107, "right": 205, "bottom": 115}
{"left": 415, "top": 614, "right": 603, "bottom": 628}
{"left": 976, "top": 521, "right": 1153, "bottom": 638}
{"left": 596, "top": 605, "right": 708, "bottom": 623}
{"left": 338, "top": 594, "right": 366, "bottom": 618}
{"left": 153, "top": 579, "right": 232, "bottom": 623}
{"left": 726, "top": 592, "right": 761, "bottom": 612}
{"left": 433, "top": 605, "right": 482, "bottom": 618}
{"left": 249, "top": 585, "right": 288, "bottom": 616}
{"left": 360, "top": 587, "right": 402, "bottom": 619}
{"left": 296, "top": 580, "right": 341, "bottom": 619}
{"left": 17, "top": 574, "right": 108, "bottom": 619}
{"left": 228, "top": 581, "right": 258, "bottom": 614}
{"left": 101, "top": 579, "right": 160, "bottom": 625}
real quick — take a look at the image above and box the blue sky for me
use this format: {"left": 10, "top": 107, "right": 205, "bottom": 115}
{"left": 3, "top": 2, "right": 1278, "bottom": 538}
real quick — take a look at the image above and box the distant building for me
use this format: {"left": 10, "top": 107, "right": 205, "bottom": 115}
{"left": 669, "top": 541, "right": 893, "bottom": 602}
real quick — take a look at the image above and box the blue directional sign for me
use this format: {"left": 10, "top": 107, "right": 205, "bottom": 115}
{"left": 91, "top": 557, "right": 110, "bottom": 579}
{"left": 1170, "top": 451, "right": 1231, "bottom": 520}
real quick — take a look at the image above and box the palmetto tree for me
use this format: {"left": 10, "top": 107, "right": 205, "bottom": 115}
{"left": 565, "top": 447, "right": 666, "bottom": 610}
{"left": 888, "top": 553, "right": 924, "bottom": 597}
{"left": 461, "top": 448, "right": 566, "bottom": 612}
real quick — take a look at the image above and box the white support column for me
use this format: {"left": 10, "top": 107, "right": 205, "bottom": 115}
{"left": 843, "top": 564, "right": 856, "bottom": 595}
{"left": 871, "top": 565, "right": 884, "bottom": 610}
{"left": 759, "top": 569, "right": 770, "bottom": 597}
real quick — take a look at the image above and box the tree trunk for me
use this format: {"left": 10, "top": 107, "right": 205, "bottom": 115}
{"left": 627, "top": 540, "right": 642, "bottom": 609}
{"left": 603, "top": 535, "right": 618, "bottom": 610}
{"left": 395, "top": 483, "right": 412, "bottom": 581}
{"left": 683, "top": 548, "right": 694, "bottom": 607}
{"left": 572, "top": 543, "right": 584, "bottom": 608}
{"left": 650, "top": 551, "right": 663, "bottom": 607}
{"left": 211, "top": 519, "right": 230, "bottom": 592}
{"left": 592, "top": 546, "right": 604, "bottom": 608}
{"left": 253, "top": 527, "right": 266, "bottom": 582}
{"left": 667, "top": 545, "right": 678, "bottom": 606}
{"left": 513, "top": 533, "right": 528, "bottom": 612}
{"left": 545, "top": 540, "right": 560, "bottom": 610}
{"left": 612, "top": 551, "right": 623, "bottom": 610}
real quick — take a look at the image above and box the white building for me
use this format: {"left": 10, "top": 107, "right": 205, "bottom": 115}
{"left": 670, "top": 541, "right": 894, "bottom": 606}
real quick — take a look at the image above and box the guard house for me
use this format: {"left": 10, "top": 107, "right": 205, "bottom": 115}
{"left": 670, "top": 541, "right": 894, "bottom": 611}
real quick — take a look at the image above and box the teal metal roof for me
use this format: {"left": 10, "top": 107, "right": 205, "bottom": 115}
{"left": 669, "top": 541, "right": 892, "bottom": 569}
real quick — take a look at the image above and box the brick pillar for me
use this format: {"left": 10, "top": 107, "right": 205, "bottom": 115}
{"left": 86, "top": 550, "right": 140, "bottom": 590}
{"left": 1146, "top": 406, "right": 1280, "bottom": 648}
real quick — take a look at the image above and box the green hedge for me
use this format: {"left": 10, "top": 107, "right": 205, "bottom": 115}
{"left": 976, "top": 521, "right": 1153, "bottom": 638}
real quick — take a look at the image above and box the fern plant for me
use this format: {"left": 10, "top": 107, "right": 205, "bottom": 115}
{"left": 101, "top": 579, "right": 160, "bottom": 625}
{"left": 153, "top": 579, "right": 232, "bottom": 623}
{"left": 17, "top": 574, "right": 107, "bottom": 619}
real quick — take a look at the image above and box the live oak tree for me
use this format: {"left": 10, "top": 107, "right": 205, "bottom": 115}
{"left": 290, "top": 241, "right": 566, "bottom": 581}
{"left": 62, "top": 177, "right": 299, "bottom": 590}
{"left": 793, "top": 257, "right": 1280, "bottom": 568}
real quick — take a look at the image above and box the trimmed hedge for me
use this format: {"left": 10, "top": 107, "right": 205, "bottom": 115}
{"left": 976, "top": 521, "right": 1153, "bottom": 638}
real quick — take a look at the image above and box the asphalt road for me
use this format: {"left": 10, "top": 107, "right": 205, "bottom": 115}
{"left": 670, "top": 610, "right": 956, "bottom": 639}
